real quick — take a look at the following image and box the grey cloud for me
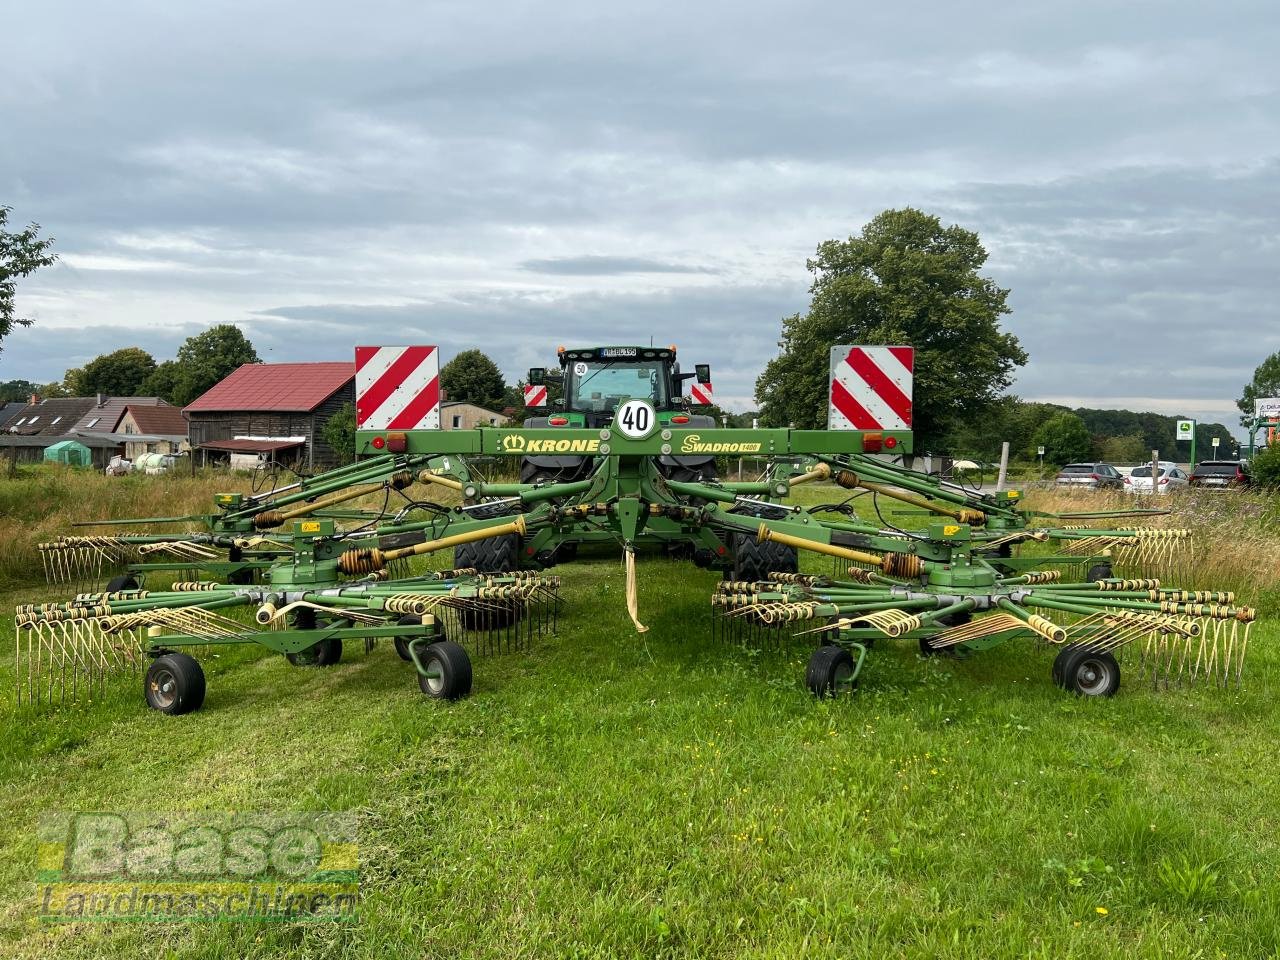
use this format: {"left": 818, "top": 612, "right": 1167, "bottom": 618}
{"left": 1, "top": 0, "right": 1277, "bottom": 439}
{"left": 519, "top": 256, "right": 718, "bottom": 276}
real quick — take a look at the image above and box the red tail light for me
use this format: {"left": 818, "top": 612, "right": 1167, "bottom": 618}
{"left": 670, "top": 415, "right": 690, "bottom": 424}
{"left": 371, "top": 436, "right": 385, "bottom": 449}
{"left": 1091, "top": 473, "right": 1100, "bottom": 481}
{"left": 862, "top": 432, "right": 883, "bottom": 453}
{"left": 884, "top": 436, "right": 898, "bottom": 449}
{"left": 548, "top": 416, "right": 569, "bottom": 426}
{"left": 1159, "top": 477, "right": 1169, "bottom": 485}
{"left": 1123, "top": 476, "right": 1131, "bottom": 484}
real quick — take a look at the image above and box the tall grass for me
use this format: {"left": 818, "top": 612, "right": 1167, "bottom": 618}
{"left": 0, "top": 464, "right": 252, "bottom": 587}
{"left": 1023, "top": 486, "right": 1280, "bottom": 611}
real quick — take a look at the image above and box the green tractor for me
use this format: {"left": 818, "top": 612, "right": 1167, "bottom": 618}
{"left": 454, "top": 343, "right": 797, "bottom": 578}
{"left": 521, "top": 344, "right": 718, "bottom": 484}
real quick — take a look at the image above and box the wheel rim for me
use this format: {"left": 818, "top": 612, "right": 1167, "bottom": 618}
{"left": 830, "top": 661, "right": 855, "bottom": 694}
{"left": 1075, "top": 657, "right": 1113, "bottom": 695}
{"left": 423, "top": 661, "right": 445, "bottom": 695}
{"left": 149, "top": 668, "right": 177, "bottom": 709}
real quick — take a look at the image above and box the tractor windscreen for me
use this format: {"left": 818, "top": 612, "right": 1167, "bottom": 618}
{"left": 565, "top": 360, "right": 669, "bottom": 413}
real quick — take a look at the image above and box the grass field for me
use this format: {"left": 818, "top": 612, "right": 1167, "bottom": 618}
{"left": 2, "top": 467, "right": 1280, "bottom": 958}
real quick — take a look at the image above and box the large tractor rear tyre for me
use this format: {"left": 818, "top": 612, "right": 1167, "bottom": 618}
{"left": 454, "top": 501, "right": 520, "bottom": 573}
{"left": 731, "top": 532, "right": 798, "bottom": 582}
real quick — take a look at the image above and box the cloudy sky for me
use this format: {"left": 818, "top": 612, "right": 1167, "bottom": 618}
{"left": 2, "top": 0, "right": 1277, "bottom": 435}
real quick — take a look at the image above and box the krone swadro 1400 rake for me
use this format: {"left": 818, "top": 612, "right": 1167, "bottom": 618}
{"left": 15, "top": 343, "right": 1254, "bottom": 714}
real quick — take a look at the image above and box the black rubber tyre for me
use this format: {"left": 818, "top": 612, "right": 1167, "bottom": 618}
{"left": 455, "top": 534, "right": 519, "bottom": 574}
{"left": 144, "top": 653, "right": 206, "bottom": 715}
{"left": 1086, "top": 562, "right": 1114, "bottom": 582}
{"left": 106, "top": 574, "right": 140, "bottom": 592}
{"left": 394, "top": 615, "right": 445, "bottom": 661}
{"left": 287, "top": 637, "right": 343, "bottom": 667}
{"left": 805, "top": 644, "right": 857, "bottom": 698}
{"left": 393, "top": 614, "right": 420, "bottom": 661}
{"left": 1053, "top": 645, "right": 1120, "bottom": 697}
{"left": 732, "top": 531, "right": 798, "bottom": 582}
{"left": 417, "top": 641, "right": 473, "bottom": 701}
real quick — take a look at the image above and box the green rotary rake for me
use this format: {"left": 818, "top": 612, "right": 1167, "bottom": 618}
{"left": 13, "top": 344, "right": 1254, "bottom": 714}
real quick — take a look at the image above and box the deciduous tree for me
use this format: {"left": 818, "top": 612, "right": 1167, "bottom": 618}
{"left": 755, "top": 208, "right": 1025, "bottom": 451}
{"left": 0, "top": 206, "right": 57, "bottom": 354}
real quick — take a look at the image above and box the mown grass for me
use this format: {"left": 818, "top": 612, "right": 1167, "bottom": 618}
{"left": 1, "top": 470, "right": 1279, "bottom": 958}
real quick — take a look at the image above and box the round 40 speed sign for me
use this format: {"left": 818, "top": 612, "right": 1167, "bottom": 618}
{"left": 614, "top": 399, "right": 657, "bottom": 439}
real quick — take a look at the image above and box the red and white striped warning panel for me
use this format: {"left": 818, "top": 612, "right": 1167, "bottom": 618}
{"left": 355, "top": 345, "right": 441, "bottom": 430}
{"left": 523, "top": 383, "right": 548, "bottom": 407}
{"left": 828, "top": 345, "right": 913, "bottom": 431}
{"left": 690, "top": 380, "right": 714, "bottom": 405}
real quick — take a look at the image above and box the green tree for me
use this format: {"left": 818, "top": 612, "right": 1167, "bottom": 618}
{"left": 755, "top": 208, "right": 1026, "bottom": 450}
{"left": 1237, "top": 352, "right": 1280, "bottom": 427}
{"left": 440, "top": 349, "right": 506, "bottom": 410}
{"left": 0, "top": 379, "right": 41, "bottom": 403}
{"left": 1032, "top": 412, "right": 1092, "bottom": 464}
{"left": 1248, "top": 442, "right": 1280, "bottom": 488}
{"left": 77, "top": 347, "right": 157, "bottom": 397}
{"left": 321, "top": 402, "right": 357, "bottom": 465}
{"left": 1098, "top": 433, "right": 1147, "bottom": 464}
{"left": 139, "top": 360, "right": 182, "bottom": 404}
{"left": 0, "top": 206, "right": 57, "bottom": 354}
{"left": 170, "top": 325, "right": 260, "bottom": 406}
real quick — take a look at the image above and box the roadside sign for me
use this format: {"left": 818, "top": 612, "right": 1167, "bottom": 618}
{"left": 1255, "top": 398, "right": 1280, "bottom": 419}
{"left": 1176, "top": 419, "right": 1195, "bottom": 440}
{"left": 1212, "top": 437, "right": 1220, "bottom": 449}
{"left": 1036, "top": 446, "right": 1045, "bottom": 456}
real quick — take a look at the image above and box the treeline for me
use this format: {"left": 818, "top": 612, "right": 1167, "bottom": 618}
{"left": 0, "top": 324, "right": 258, "bottom": 407}
{"left": 944, "top": 399, "right": 1238, "bottom": 464}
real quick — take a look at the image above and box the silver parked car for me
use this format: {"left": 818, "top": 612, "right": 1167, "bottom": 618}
{"left": 1054, "top": 462, "right": 1124, "bottom": 490}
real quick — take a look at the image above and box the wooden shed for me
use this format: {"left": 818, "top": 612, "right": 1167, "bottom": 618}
{"left": 184, "top": 362, "right": 355, "bottom": 470}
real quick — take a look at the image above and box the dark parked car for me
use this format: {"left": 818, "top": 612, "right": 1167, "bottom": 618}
{"left": 1189, "top": 460, "right": 1250, "bottom": 488}
{"left": 1054, "top": 462, "right": 1124, "bottom": 490}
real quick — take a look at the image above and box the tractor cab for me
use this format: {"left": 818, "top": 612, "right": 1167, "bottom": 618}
{"left": 523, "top": 345, "right": 717, "bottom": 482}
{"left": 528, "top": 345, "right": 711, "bottom": 427}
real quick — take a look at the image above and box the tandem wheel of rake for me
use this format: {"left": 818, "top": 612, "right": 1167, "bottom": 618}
{"left": 144, "top": 652, "right": 206, "bottom": 716}
{"left": 1052, "top": 644, "right": 1121, "bottom": 698}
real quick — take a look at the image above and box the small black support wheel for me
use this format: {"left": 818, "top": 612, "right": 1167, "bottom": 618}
{"left": 106, "top": 574, "right": 140, "bottom": 592}
{"left": 1086, "top": 562, "right": 1114, "bottom": 582}
{"left": 806, "top": 644, "right": 857, "bottom": 698}
{"left": 1053, "top": 645, "right": 1120, "bottom": 697}
{"left": 394, "top": 614, "right": 421, "bottom": 662}
{"left": 144, "top": 653, "right": 206, "bottom": 715}
{"left": 286, "top": 637, "right": 343, "bottom": 667}
{"left": 417, "top": 641, "right": 473, "bottom": 701}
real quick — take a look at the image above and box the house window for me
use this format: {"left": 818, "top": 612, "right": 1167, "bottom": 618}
{"left": 12, "top": 418, "right": 24, "bottom": 426}
{"left": 452, "top": 415, "right": 461, "bottom": 428}
{"left": 51, "top": 416, "right": 61, "bottom": 426}
{"left": 28, "top": 416, "right": 38, "bottom": 424}
{"left": 84, "top": 417, "right": 100, "bottom": 429}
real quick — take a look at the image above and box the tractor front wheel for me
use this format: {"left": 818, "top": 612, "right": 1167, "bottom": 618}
{"left": 1053, "top": 645, "right": 1120, "bottom": 697}
{"left": 806, "top": 644, "right": 857, "bottom": 698}
{"left": 144, "top": 653, "right": 206, "bottom": 715}
{"left": 417, "top": 641, "right": 473, "bottom": 701}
